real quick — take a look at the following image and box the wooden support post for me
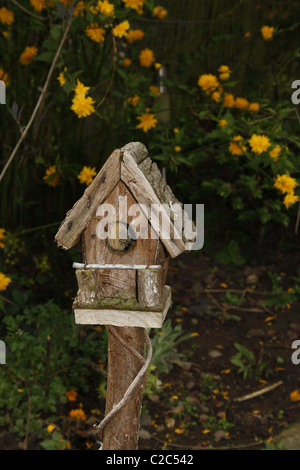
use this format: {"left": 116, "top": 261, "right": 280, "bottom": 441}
{"left": 102, "top": 326, "right": 147, "bottom": 450}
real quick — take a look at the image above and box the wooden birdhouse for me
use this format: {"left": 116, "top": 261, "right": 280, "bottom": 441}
{"left": 55, "top": 142, "right": 196, "bottom": 328}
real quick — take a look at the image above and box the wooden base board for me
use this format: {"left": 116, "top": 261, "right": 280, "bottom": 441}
{"left": 74, "top": 286, "right": 171, "bottom": 328}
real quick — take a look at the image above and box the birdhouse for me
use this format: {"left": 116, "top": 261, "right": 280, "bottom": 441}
{"left": 55, "top": 142, "right": 196, "bottom": 328}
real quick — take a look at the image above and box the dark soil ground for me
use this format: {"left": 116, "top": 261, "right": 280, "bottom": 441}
{"left": 1, "top": 250, "right": 300, "bottom": 451}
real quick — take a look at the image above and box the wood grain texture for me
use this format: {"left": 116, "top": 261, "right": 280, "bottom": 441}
{"left": 137, "top": 269, "right": 162, "bottom": 308}
{"left": 121, "top": 151, "right": 187, "bottom": 258}
{"left": 54, "top": 149, "right": 121, "bottom": 250}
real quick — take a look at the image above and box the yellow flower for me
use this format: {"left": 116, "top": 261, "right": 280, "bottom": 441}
{"left": 244, "top": 31, "right": 251, "bottom": 38}
{"left": 73, "top": 79, "right": 90, "bottom": 97}
{"left": 19, "top": 46, "right": 38, "bottom": 66}
{"left": 0, "top": 272, "right": 12, "bottom": 291}
{"left": 154, "top": 62, "right": 162, "bottom": 69}
{"left": 30, "top": 0, "right": 46, "bottom": 12}
{"left": 69, "top": 409, "right": 87, "bottom": 421}
{"left": 198, "top": 74, "right": 220, "bottom": 94}
{"left": 223, "top": 92, "right": 235, "bottom": 107}
{"left": 218, "top": 119, "right": 227, "bottom": 127}
{"left": 211, "top": 89, "right": 222, "bottom": 102}
{"left": 0, "top": 68, "right": 9, "bottom": 86}
{"left": 113, "top": 20, "right": 130, "bottom": 38}
{"left": 174, "top": 428, "right": 184, "bottom": 434}
{"left": 78, "top": 166, "right": 97, "bottom": 185}
{"left": 57, "top": 70, "right": 67, "bottom": 86}
{"left": 290, "top": 390, "right": 300, "bottom": 402}
{"left": 126, "top": 29, "right": 144, "bottom": 44}
{"left": 43, "top": 165, "right": 60, "bottom": 187}
{"left": 71, "top": 94, "right": 95, "bottom": 118}
{"left": 229, "top": 135, "right": 246, "bottom": 156}
{"left": 249, "top": 133, "right": 271, "bottom": 154}
{"left": 122, "top": 58, "right": 132, "bottom": 67}
{"left": 139, "top": 48, "right": 155, "bottom": 67}
{"left": 269, "top": 145, "right": 281, "bottom": 160}
{"left": 149, "top": 85, "right": 160, "bottom": 95}
{"left": 0, "top": 229, "right": 6, "bottom": 249}
{"left": 174, "top": 146, "right": 181, "bottom": 153}
{"left": 97, "top": 0, "right": 114, "bottom": 16}
{"left": 261, "top": 26, "right": 274, "bottom": 40}
{"left": 0, "top": 7, "right": 14, "bottom": 25}
{"left": 85, "top": 23, "right": 106, "bottom": 43}
{"left": 66, "top": 390, "right": 78, "bottom": 402}
{"left": 127, "top": 95, "right": 140, "bottom": 106}
{"left": 173, "top": 128, "right": 179, "bottom": 133}
{"left": 47, "top": 424, "right": 56, "bottom": 433}
{"left": 74, "top": 1, "right": 86, "bottom": 16}
{"left": 274, "top": 174, "right": 298, "bottom": 194}
{"left": 122, "top": 0, "right": 144, "bottom": 13}
{"left": 218, "top": 65, "right": 231, "bottom": 81}
{"left": 249, "top": 102, "right": 260, "bottom": 112}
{"left": 153, "top": 6, "right": 167, "bottom": 19}
{"left": 283, "top": 193, "right": 300, "bottom": 209}
{"left": 136, "top": 113, "right": 157, "bottom": 132}
{"left": 235, "top": 97, "right": 249, "bottom": 110}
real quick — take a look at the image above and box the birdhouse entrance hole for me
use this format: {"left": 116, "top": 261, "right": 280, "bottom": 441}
{"left": 105, "top": 221, "right": 136, "bottom": 254}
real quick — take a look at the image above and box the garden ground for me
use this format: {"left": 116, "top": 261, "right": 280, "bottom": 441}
{"left": 1, "top": 246, "right": 300, "bottom": 450}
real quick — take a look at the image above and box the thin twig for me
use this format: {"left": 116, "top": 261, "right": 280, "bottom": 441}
{"left": 233, "top": 381, "right": 283, "bottom": 403}
{"left": 0, "top": 16, "right": 73, "bottom": 183}
{"left": 9, "top": 0, "right": 47, "bottom": 21}
{"left": 95, "top": 35, "right": 116, "bottom": 111}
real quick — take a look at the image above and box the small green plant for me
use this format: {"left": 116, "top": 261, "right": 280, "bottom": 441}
{"left": 262, "top": 271, "right": 299, "bottom": 309}
{"left": 204, "top": 415, "right": 234, "bottom": 432}
{"left": 230, "top": 342, "right": 269, "bottom": 379}
{"left": 150, "top": 319, "right": 192, "bottom": 374}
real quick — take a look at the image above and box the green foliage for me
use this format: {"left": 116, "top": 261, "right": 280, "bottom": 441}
{"left": 230, "top": 342, "right": 270, "bottom": 380}
{"left": 0, "top": 298, "right": 107, "bottom": 439}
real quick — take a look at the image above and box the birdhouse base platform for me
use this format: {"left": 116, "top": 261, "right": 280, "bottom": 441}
{"left": 73, "top": 285, "right": 171, "bottom": 328}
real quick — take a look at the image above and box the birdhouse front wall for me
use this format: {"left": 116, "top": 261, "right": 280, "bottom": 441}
{"left": 73, "top": 180, "right": 169, "bottom": 316}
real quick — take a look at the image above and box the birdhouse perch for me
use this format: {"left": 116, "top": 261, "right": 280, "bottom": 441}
{"left": 55, "top": 142, "right": 196, "bottom": 329}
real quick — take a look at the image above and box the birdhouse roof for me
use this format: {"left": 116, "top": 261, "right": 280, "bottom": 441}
{"left": 54, "top": 142, "right": 196, "bottom": 258}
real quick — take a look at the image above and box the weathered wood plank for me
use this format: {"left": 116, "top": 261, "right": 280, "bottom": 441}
{"left": 55, "top": 149, "right": 121, "bottom": 250}
{"left": 121, "top": 151, "right": 186, "bottom": 258}
{"left": 137, "top": 269, "right": 162, "bottom": 308}
{"left": 74, "top": 286, "right": 171, "bottom": 328}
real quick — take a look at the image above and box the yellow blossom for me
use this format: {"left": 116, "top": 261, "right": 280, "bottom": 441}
{"left": 269, "top": 145, "right": 281, "bottom": 160}
{"left": 73, "top": 79, "right": 90, "bottom": 97}
{"left": 283, "top": 192, "right": 299, "bottom": 209}
{"left": 211, "top": 89, "right": 222, "bottom": 102}
{"left": 229, "top": 135, "right": 246, "bottom": 156}
{"left": 69, "top": 408, "right": 87, "bottom": 421}
{"left": 173, "top": 128, "right": 179, "bottom": 133}
{"left": 85, "top": 23, "right": 106, "bottom": 43}
{"left": 66, "top": 390, "right": 78, "bottom": 402}
{"left": 198, "top": 74, "right": 220, "bottom": 95}
{"left": 0, "top": 272, "right": 11, "bottom": 291}
{"left": 261, "top": 26, "right": 274, "bottom": 40}
{"left": 47, "top": 424, "right": 56, "bottom": 433}
{"left": 30, "top": 0, "right": 46, "bottom": 12}
{"left": 57, "top": 70, "right": 67, "bottom": 86}
{"left": 249, "top": 133, "right": 271, "bottom": 154}
{"left": 235, "top": 97, "right": 249, "bottom": 110}
{"left": 274, "top": 174, "right": 298, "bottom": 194}
{"left": 0, "top": 68, "right": 9, "bottom": 86}
{"left": 218, "top": 65, "right": 231, "bottom": 81}
{"left": 218, "top": 119, "right": 227, "bottom": 127}
{"left": 43, "top": 165, "right": 60, "bottom": 187}
{"left": 136, "top": 112, "right": 157, "bottom": 132}
{"left": 0, "top": 229, "right": 6, "bottom": 249}
{"left": 139, "top": 48, "right": 155, "bottom": 67}
{"left": 71, "top": 94, "right": 95, "bottom": 118}
{"left": 97, "top": 0, "right": 114, "bottom": 16}
{"left": 154, "top": 62, "right": 162, "bottom": 69}
{"left": 223, "top": 92, "right": 235, "bottom": 107}
{"left": 122, "top": 58, "right": 132, "bottom": 67}
{"left": 19, "top": 46, "right": 38, "bottom": 66}
{"left": 74, "top": 1, "right": 86, "bottom": 16}
{"left": 0, "top": 7, "right": 14, "bottom": 25}
{"left": 244, "top": 31, "right": 251, "bottom": 38}
{"left": 174, "top": 146, "right": 181, "bottom": 153}
{"left": 149, "top": 85, "right": 160, "bottom": 95}
{"left": 122, "top": 0, "right": 144, "bottom": 13}
{"left": 113, "top": 20, "right": 130, "bottom": 38}
{"left": 249, "top": 102, "right": 260, "bottom": 112}
{"left": 153, "top": 6, "right": 167, "bottom": 19}
{"left": 78, "top": 166, "right": 97, "bottom": 185}
{"left": 127, "top": 95, "right": 140, "bottom": 106}
{"left": 126, "top": 29, "right": 144, "bottom": 44}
